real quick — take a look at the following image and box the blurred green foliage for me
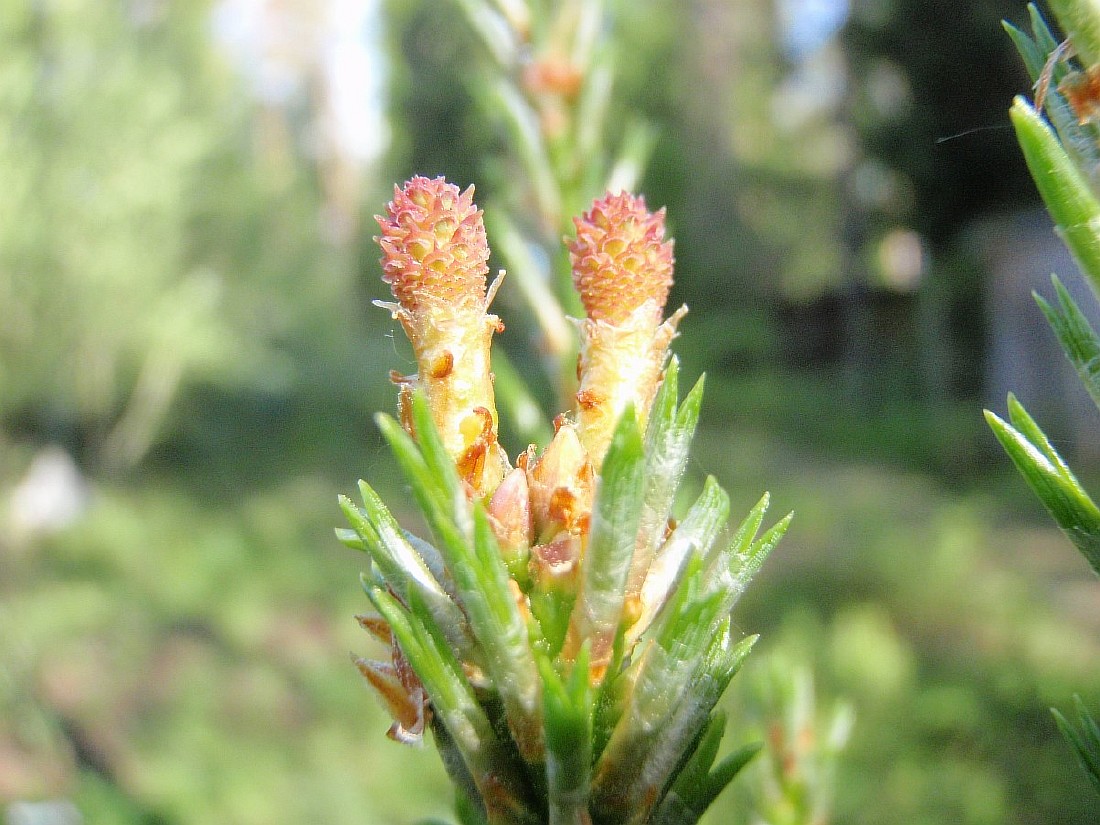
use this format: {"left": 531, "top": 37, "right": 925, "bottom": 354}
{"left": 721, "top": 428, "right": 1100, "bottom": 824}
{"left": 6, "top": 414, "right": 1099, "bottom": 824}
{"left": 0, "top": 1, "right": 374, "bottom": 470}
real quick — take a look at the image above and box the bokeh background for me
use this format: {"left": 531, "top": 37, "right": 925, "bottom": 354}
{"left": 3, "top": 1, "right": 1100, "bottom": 823}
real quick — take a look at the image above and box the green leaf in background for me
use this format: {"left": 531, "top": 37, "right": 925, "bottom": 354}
{"left": 1049, "top": 0, "right": 1100, "bottom": 66}
{"left": 985, "top": 396, "right": 1100, "bottom": 575}
{"left": 1010, "top": 96, "right": 1100, "bottom": 291}
{"left": 1005, "top": 6, "right": 1100, "bottom": 202}
{"left": 1053, "top": 696, "right": 1100, "bottom": 795}
{"left": 456, "top": 785, "right": 492, "bottom": 825}
{"left": 1035, "top": 274, "right": 1100, "bottom": 410}
{"left": 486, "top": 342, "right": 556, "bottom": 448}
{"left": 1004, "top": 9, "right": 1058, "bottom": 81}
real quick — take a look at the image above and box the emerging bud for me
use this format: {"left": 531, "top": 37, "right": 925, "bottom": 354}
{"left": 523, "top": 55, "right": 584, "bottom": 99}
{"left": 376, "top": 176, "right": 507, "bottom": 496}
{"left": 529, "top": 531, "right": 581, "bottom": 594}
{"left": 568, "top": 192, "right": 686, "bottom": 465}
{"left": 525, "top": 422, "right": 594, "bottom": 542}
{"left": 487, "top": 468, "right": 533, "bottom": 582}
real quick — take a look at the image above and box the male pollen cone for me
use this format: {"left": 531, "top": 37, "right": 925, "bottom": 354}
{"left": 375, "top": 176, "right": 505, "bottom": 496}
{"left": 567, "top": 191, "right": 683, "bottom": 467}
{"left": 377, "top": 176, "right": 490, "bottom": 313}
{"left": 568, "top": 191, "right": 674, "bottom": 326}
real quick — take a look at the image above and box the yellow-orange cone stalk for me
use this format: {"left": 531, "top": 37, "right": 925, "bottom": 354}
{"left": 375, "top": 176, "right": 507, "bottom": 497}
{"left": 568, "top": 192, "right": 686, "bottom": 467}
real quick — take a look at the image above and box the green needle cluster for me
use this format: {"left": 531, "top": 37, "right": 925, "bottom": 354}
{"left": 338, "top": 178, "right": 789, "bottom": 824}
{"left": 993, "top": 1, "right": 1100, "bottom": 579}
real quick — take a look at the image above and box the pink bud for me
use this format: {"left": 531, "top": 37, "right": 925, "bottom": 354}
{"left": 568, "top": 191, "right": 674, "bottom": 326}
